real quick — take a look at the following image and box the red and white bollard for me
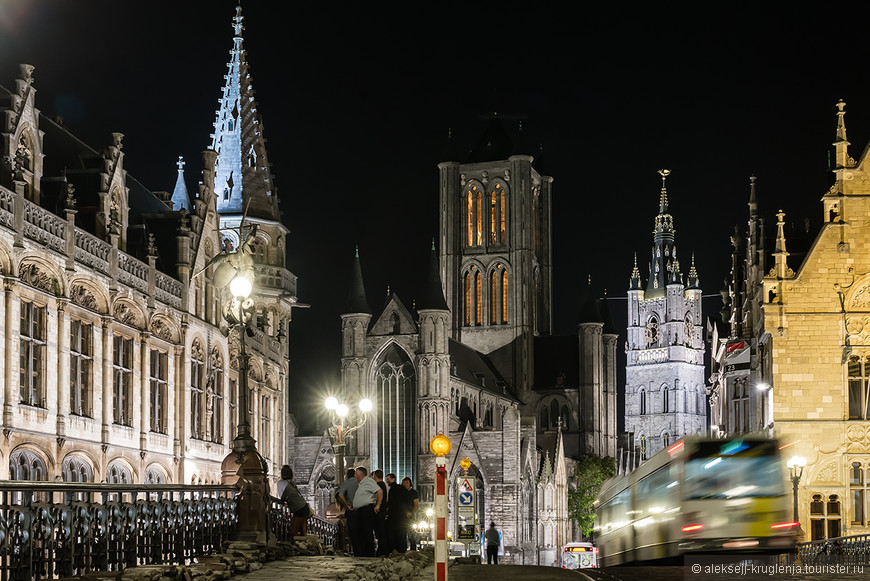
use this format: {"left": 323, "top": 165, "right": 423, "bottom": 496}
{"left": 429, "top": 434, "right": 452, "bottom": 581}
{"left": 435, "top": 455, "right": 448, "bottom": 581}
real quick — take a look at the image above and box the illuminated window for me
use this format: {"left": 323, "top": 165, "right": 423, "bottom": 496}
{"left": 464, "top": 272, "right": 472, "bottom": 325}
{"left": 70, "top": 320, "right": 92, "bottom": 417}
{"left": 490, "top": 194, "right": 497, "bottom": 244}
{"left": 475, "top": 270, "right": 482, "bottom": 324}
{"left": 852, "top": 463, "right": 867, "bottom": 526}
{"left": 112, "top": 335, "right": 133, "bottom": 426}
{"left": 466, "top": 186, "right": 483, "bottom": 247}
{"left": 150, "top": 350, "right": 168, "bottom": 434}
{"left": 502, "top": 270, "right": 509, "bottom": 323}
{"left": 20, "top": 301, "right": 46, "bottom": 407}
{"left": 191, "top": 340, "right": 204, "bottom": 439}
{"left": 476, "top": 189, "right": 482, "bottom": 246}
{"left": 848, "top": 355, "right": 870, "bottom": 420}
{"left": 467, "top": 191, "right": 473, "bottom": 246}
{"left": 491, "top": 184, "right": 506, "bottom": 244}
{"left": 490, "top": 271, "right": 497, "bottom": 323}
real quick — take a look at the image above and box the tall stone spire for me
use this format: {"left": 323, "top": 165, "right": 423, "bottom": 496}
{"left": 170, "top": 156, "right": 190, "bottom": 212}
{"left": 772, "top": 209, "right": 793, "bottom": 279}
{"left": 629, "top": 253, "right": 642, "bottom": 290}
{"left": 211, "top": 5, "right": 280, "bottom": 222}
{"left": 345, "top": 246, "right": 370, "bottom": 314}
{"left": 646, "top": 169, "right": 676, "bottom": 297}
{"left": 687, "top": 253, "right": 700, "bottom": 289}
{"left": 834, "top": 99, "right": 851, "bottom": 169}
{"left": 419, "top": 239, "right": 449, "bottom": 311}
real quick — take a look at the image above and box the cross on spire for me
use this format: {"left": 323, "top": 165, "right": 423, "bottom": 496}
{"left": 176, "top": 156, "right": 185, "bottom": 171}
{"left": 233, "top": 4, "right": 244, "bottom": 38}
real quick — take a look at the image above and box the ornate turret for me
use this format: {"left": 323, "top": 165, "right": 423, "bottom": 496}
{"left": 629, "top": 253, "right": 642, "bottom": 290}
{"left": 687, "top": 253, "right": 700, "bottom": 289}
{"left": 212, "top": 5, "right": 280, "bottom": 222}
{"left": 646, "top": 169, "right": 676, "bottom": 297}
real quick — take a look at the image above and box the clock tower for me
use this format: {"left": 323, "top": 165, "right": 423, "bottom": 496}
{"left": 625, "top": 171, "right": 706, "bottom": 460}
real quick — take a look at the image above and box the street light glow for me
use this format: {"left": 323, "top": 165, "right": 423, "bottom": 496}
{"left": 787, "top": 456, "right": 807, "bottom": 469}
{"left": 229, "top": 273, "right": 253, "bottom": 299}
{"left": 359, "top": 398, "right": 373, "bottom": 412}
{"left": 325, "top": 396, "right": 338, "bottom": 410}
{"left": 336, "top": 404, "right": 349, "bottom": 418}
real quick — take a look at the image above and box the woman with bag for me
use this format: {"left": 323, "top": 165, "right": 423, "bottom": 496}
{"left": 277, "top": 465, "right": 312, "bottom": 536}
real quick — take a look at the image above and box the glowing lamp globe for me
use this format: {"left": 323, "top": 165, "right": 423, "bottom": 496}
{"left": 325, "top": 396, "right": 338, "bottom": 410}
{"left": 359, "top": 398, "right": 373, "bottom": 413}
{"left": 460, "top": 457, "right": 471, "bottom": 471}
{"left": 336, "top": 404, "right": 349, "bottom": 418}
{"left": 429, "top": 434, "right": 451, "bottom": 457}
{"left": 426, "top": 508, "right": 434, "bottom": 517}
{"left": 229, "top": 274, "right": 253, "bottom": 300}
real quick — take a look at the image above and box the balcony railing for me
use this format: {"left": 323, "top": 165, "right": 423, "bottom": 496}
{"left": 796, "top": 534, "right": 870, "bottom": 566}
{"left": 0, "top": 481, "right": 236, "bottom": 580}
{"left": 269, "top": 495, "right": 337, "bottom": 548}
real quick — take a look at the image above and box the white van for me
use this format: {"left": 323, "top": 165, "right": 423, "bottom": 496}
{"left": 561, "top": 542, "right": 598, "bottom": 569}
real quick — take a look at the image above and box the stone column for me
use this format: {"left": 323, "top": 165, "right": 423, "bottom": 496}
{"left": 140, "top": 332, "right": 150, "bottom": 454}
{"left": 101, "top": 317, "right": 113, "bottom": 444}
{"left": 3, "top": 280, "right": 19, "bottom": 426}
{"left": 56, "top": 299, "right": 70, "bottom": 439}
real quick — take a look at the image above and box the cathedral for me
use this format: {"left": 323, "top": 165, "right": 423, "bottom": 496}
{"left": 0, "top": 8, "right": 293, "bottom": 486}
{"left": 289, "top": 120, "right": 618, "bottom": 564}
{"left": 625, "top": 171, "right": 706, "bottom": 460}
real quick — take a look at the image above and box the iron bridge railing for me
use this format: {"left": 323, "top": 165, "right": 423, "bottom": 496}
{"left": 269, "top": 496, "right": 338, "bottom": 548}
{"left": 796, "top": 534, "right": 870, "bottom": 566}
{"left": 0, "top": 481, "right": 237, "bottom": 580}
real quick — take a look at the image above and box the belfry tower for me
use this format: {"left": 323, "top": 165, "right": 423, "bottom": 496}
{"left": 625, "top": 170, "right": 706, "bottom": 460}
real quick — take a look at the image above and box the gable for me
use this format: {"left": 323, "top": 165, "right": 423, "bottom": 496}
{"left": 369, "top": 293, "right": 418, "bottom": 335}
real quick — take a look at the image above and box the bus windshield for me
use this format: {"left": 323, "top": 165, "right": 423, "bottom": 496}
{"left": 685, "top": 440, "right": 785, "bottom": 499}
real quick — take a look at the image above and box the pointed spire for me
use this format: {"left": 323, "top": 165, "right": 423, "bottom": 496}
{"left": 834, "top": 99, "right": 851, "bottom": 169}
{"left": 748, "top": 175, "right": 758, "bottom": 218}
{"left": 772, "top": 209, "right": 793, "bottom": 279}
{"left": 629, "top": 253, "right": 642, "bottom": 290}
{"left": 540, "top": 449, "right": 553, "bottom": 484}
{"left": 647, "top": 169, "right": 676, "bottom": 297}
{"left": 212, "top": 5, "right": 280, "bottom": 222}
{"left": 687, "top": 253, "right": 700, "bottom": 288}
{"left": 419, "top": 239, "right": 449, "bottom": 311}
{"left": 658, "top": 169, "right": 670, "bottom": 213}
{"left": 170, "top": 155, "right": 190, "bottom": 212}
{"left": 344, "top": 246, "right": 370, "bottom": 314}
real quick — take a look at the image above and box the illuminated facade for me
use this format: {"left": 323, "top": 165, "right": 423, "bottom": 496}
{"left": 625, "top": 173, "right": 706, "bottom": 460}
{"left": 719, "top": 101, "right": 870, "bottom": 539}
{"left": 0, "top": 7, "right": 294, "bottom": 486}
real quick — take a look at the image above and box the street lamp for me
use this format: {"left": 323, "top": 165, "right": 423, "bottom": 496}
{"left": 787, "top": 456, "right": 807, "bottom": 534}
{"left": 325, "top": 396, "right": 372, "bottom": 484}
{"left": 227, "top": 270, "right": 256, "bottom": 453}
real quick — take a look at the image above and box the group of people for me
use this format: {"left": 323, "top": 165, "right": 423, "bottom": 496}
{"left": 335, "top": 466, "right": 420, "bottom": 557}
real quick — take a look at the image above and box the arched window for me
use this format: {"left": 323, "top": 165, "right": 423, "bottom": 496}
{"left": 490, "top": 271, "right": 498, "bottom": 323}
{"left": 560, "top": 406, "right": 569, "bottom": 430}
{"left": 9, "top": 450, "right": 46, "bottom": 481}
{"left": 639, "top": 434, "right": 647, "bottom": 460}
{"left": 848, "top": 355, "right": 870, "bottom": 420}
{"left": 209, "top": 349, "right": 224, "bottom": 444}
{"left": 810, "top": 494, "right": 841, "bottom": 540}
{"left": 191, "top": 340, "right": 205, "bottom": 439}
{"left": 145, "top": 466, "right": 166, "bottom": 484}
{"left": 106, "top": 462, "right": 132, "bottom": 484}
{"left": 376, "top": 346, "right": 416, "bottom": 484}
{"left": 639, "top": 388, "right": 647, "bottom": 415}
{"left": 662, "top": 384, "right": 669, "bottom": 413}
{"left": 62, "top": 456, "right": 92, "bottom": 482}
{"left": 498, "top": 185, "right": 506, "bottom": 244}
{"left": 475, "top": 270, "right": 482, "bottom": 324}
{"left": 662, "top": 432, "right": 670, "bottom": 448}
{"left": 539, "top": 407, "right": 549, "bottom": 431}
{"left": 851, "top": 462, "right": 867, "bottom": 526}
{"left": 502, "top": 270, "right": 509, "bottom": 323}
{"left": 464, "top": 272, "right": 472, "bottom": 325}
{"left": 466, "top": 186, "right": 483, "bottom": 247}
{"left": 248, "top": 237, "right": 266, "bottom": 264}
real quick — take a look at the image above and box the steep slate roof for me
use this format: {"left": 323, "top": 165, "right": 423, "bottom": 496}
{"left": 448, "top": 338, "right": 520, "bottom": 402}
{"left": 344, "top": 247, "right": 371, "bottom": 314}
{"left": 418, "top": 242, "right": 448, "bottom": 311}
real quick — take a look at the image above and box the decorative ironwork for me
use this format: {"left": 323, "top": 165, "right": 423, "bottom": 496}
{"left": 269, "top": 495, "right": 337, "bottom": 547}
{"left": 797, "top": 534, "right": 870, "bottom": 566}
{"left": 0, "top": 482, "right": 236, "bottom": 579}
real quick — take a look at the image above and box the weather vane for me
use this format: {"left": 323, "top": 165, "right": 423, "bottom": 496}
{"left": 658, "top": 169, "right": 671, "bottom": 190}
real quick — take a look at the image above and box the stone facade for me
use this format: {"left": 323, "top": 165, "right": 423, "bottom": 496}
{"left": 715, "top": 101, "right": 870, "bottom": 540}
{"left": 626, "top": 173, "right": 706, "bottom": 460}
{"left": 0, "top": 9, "right": 294, "bottom": 486}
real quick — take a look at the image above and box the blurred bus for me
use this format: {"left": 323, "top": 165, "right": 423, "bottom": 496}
{"left": 561, "top": 542, "right": 598, "bottom": 569}
{"left": 594, "top": 436, "right": 796, "bottom": 566}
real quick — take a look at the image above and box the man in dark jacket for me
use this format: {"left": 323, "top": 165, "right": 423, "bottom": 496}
{"left": 372, "top": 469, "right": 390, "bottom": 555}
{"left": 386, "top": 473, "right": 410, "bottom": 553}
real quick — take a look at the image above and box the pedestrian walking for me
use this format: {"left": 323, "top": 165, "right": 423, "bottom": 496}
{"left": 351, "top": 466, "right": 383, "bottom": 557}
{"left": 485, "top": 522, "right": 501, "bottom": 564}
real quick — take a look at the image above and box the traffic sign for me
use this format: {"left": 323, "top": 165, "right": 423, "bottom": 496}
{"left": 459, "top": 478, "right": 473, "bottom": 491}
{"left": 459, "top": 491, "right": 473, "bottom": 505}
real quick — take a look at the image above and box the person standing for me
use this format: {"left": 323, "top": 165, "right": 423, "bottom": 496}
{"left": 386, "top": 473, "right": 410, "bottom": 553}
{"left": 485, "top": 522, "right": 501, "bottom": 564}
{"left": 336, "top": 468, "right": 360, "bottom": 554}
{"left": 372, "top": 469, "right": 390, "bottom": 555}
{"left": 351, "top": 466, "right": 383, "bottom": 557}
{"left": 402, "top": 477, "right": 420, "bottom": 549}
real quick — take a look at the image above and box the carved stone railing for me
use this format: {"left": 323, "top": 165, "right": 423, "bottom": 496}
{"left": 118, "top": 253, "right": 149, "bottom": 294}
{"left": 0, "top": 189, "right": 13, "bottom": 227}
{"left": 74, "top": 229, "right": 112, "bottom": 275}
{"left": 269, "top": 495, "right": 337, "bottom": 547}
{"left": 0, "top": 482, "right": 237, "bottom": 580}
{"left": 247, "top": 327, "right": 283, "bottom": 358}
{"left": 253, "top": 264, "right": 297, "bottom": 296}
{"left": 797, "top": 534, "right": 870, "bottom": 566}
{"left": 155, "top": 272, "right": 184, "bottom": 309}
{"left": 23, "top": 199, "right": 65, "bottom": 254}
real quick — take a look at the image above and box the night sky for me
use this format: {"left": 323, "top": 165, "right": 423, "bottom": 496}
{"left": 2, "top": 2, "right": 868, "bottom": 434}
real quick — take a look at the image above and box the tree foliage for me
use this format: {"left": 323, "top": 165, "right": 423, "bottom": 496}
{"left": 567, "top": 454, "right": 616, "bottom": 539}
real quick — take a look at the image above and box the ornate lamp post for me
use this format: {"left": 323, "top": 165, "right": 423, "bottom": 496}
{"left": 325, "top": 396, "right": 372, "bottom": 484}
{"left": 228, "top": 273, "right": 256, "bottom": 452}
{"left": 430, "top": 433, "right": 451, "bottom": 581}
{"left": 787, "top": 456, "right": 807, "bottom": 537}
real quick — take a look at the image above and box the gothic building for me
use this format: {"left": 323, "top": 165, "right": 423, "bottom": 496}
{"left": 0, "top": 7, "right": 294, "bottom": 486}
{"left": 625, "top": 171, "right": 706, "bottom": 460}
{"left": 289, "top": 121, "right": 618, "bottom": 564}
{"left": 712, "top": 101, "right": 870, "bottom": 540}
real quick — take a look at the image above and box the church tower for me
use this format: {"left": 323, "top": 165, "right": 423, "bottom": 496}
{"left": 625, "top": 170, "right": 705, "bottom": 460}
{"left": 438, "top": 120, "right": 553, "bottom": 392}
{"left": 211, "top": 5, "right": 286, "bottom": 268}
